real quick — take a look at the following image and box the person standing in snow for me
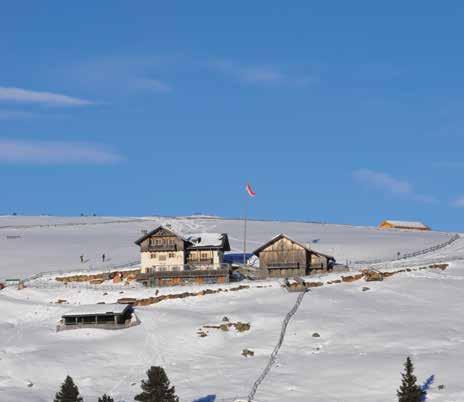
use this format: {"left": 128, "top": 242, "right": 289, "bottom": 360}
{"left": 80, "top": 255, "right": 84, "bottom": 263}
{"left": 102, "top": 253, "right": 106, "bottom": 263}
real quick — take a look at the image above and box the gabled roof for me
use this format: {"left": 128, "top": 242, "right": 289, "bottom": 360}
{"left": 134, "top": 225, "right": 188, "bottom": 246}
{"left": 252, "top": 233, "right": 333, "bottom": 259}
{"left": 134, "top": 225, "right": 231, "bottom": 251}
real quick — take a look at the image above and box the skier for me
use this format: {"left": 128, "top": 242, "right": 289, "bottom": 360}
{"left": 80, "top": 255, "right": 84, "bottom": 263}
{"left": 102, "top": 253, "right": 106, "bottom": 263}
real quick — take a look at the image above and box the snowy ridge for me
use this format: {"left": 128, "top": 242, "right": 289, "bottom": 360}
{"left": 0, "top": 215, "right": 453, "bottom": 279}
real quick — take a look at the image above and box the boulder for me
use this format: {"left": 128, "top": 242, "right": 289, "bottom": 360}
{"left": 234, "top": 322, "right": 251, "bottom": 332}
{"left": 364, "top": 270, "right": 383, "bottom": 282}
{"left": 342, "top": 274, "right": 363, "bottom": 283}
{"left": 306, "top": 281, "right": 323, "bottom": 288}
{"left": 241, "top": 348, "right": 254, "bottom": 357}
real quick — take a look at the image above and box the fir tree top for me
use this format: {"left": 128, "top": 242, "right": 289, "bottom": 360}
{"left": 397, "top": 357, "right": 426, "bottom": 402}
{"left": 135, "top": 366, "right": 179, "bottom": 402}
{"left": 98, "top": 394, "right": 114, "bottom": 402}
{"left": 54, "top": 375, "right": 83, "bottom": 402}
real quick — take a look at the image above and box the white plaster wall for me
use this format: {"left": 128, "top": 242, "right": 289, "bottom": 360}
{"left": 140, "top": 251, "right": 185, "bottom": 273}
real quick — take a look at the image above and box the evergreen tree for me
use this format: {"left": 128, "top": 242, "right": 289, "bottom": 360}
{"left": 98, "top": 394, "right": 114, "bottom": 402}
{"left": 54, "top": 375, "right": 83, "bottom": 402}
{"left": 134, "top": 366, "right": 179, "bottom": 402}
{"left": 397, "top": 357, "right": 426, "bottom": 402}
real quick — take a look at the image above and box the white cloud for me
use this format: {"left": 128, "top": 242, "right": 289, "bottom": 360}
{"left": 451, "top": 196, "right": 464, "bottom": 208}
{"left": 208, "top": 59, "right": 312, "bottom": 86}
{"left": 131, "top": 78, "right": 172, "bottom": 93}
{"left": 238, "top": 66, "right": 285, "bottom": 84}
{"left": 0, "top": 87, "right": 93, "bottom": 106}
{"left": 353, "top": 169, "right": 436, "bottom": 203}
{"left": 353, "top": 169, "right": 411, "bottom": 194}
{"left": 211, "top": 60, "right": 284, "bottom": 84}
{"left": 0, "top": 140, "right": 123, "bottom": 165}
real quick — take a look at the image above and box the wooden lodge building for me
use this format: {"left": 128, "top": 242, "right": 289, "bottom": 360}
{"left": 134, "top": 226, "right": 231, "bottom": 287}
{"left": 253, "top": 233, "right": 335, "bottom": 278}
{"left": 378, "top": 220, "right": 430, "bottom": 231}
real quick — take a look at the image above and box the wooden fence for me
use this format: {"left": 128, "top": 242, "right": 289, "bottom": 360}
{"left": 352, "top": 234, "right": 460, "bottom": 267}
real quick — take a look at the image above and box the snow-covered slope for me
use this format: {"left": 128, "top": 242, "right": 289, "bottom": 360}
{"left": 0, "top": 216, "right": 463, "bottom": 402}
{"left": 0, "top": 216, "right": 454, "bottom": 280}
{"left": 1, "top": 264, "right": 464, "bottom": 402}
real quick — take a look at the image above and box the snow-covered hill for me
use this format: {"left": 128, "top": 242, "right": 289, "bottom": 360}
{"left": 0, "top": 216, "right": 463, "bottom": 402}
{"left": 0, "top": 215, "right": 454, "bottom": 280}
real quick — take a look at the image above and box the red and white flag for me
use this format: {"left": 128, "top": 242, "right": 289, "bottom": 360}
{"left": 245, "top": 183, "right": 256, "bottom": 197}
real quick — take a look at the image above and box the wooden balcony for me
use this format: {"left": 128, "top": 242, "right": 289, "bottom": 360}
{"left": 148, "top": 244, "right": 177, "bottom": 251}
{"left": 187, "top": 258, "right": 214, "bottom": 265}
{"left": 266, "top": 262, "right": 301, "bottom": 269}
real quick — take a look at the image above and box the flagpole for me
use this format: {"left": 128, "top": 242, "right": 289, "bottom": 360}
{"left": 243, "top": 196, "right": 248, "bottom": 265}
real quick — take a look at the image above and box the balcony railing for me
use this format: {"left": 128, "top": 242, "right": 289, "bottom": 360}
{"left": 144, "top": 263, "right": 230, "bottom": 273}
{"left": 147, "top": 244, "right": 177, "bottom": 251}
{"left": 187, "top": 258, "right": 214, "bottom": 264}
{"left": 267, "top": 262, "right": 301, "bottom": 269}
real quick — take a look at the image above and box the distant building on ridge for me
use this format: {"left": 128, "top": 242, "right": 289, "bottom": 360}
{"left": 378, "top": 220, "right": 430, "bottom": 231}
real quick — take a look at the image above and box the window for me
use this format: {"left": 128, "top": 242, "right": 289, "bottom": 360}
{"left": 159, "top": 255, "right": 166, "bottom": 261}
{"left": 168, "top": 252, "right": 175, "bottom": 258}
{"left": 168, "top": 239, "right": 175, "bottom": 245}
{"left": 150, "top": 253, "right": 156, "bottom": 259}
{"left": 201, "top": 252, "right": 208, "bottom": 259}
{"left": 156, "top": 239, "right": 163, "bottom": 245}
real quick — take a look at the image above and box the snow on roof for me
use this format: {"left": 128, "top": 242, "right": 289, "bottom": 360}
{"left": 186, "top": 232, "right": 225, "bottom": 248}
{"left": 62, "top": 304, "right": 129, "bottom": 317}
{"left": 135, "top": 226, "right": 229, "bottom": 250}
{"left": 253, "top": 233, "right": 334, "bottom": 258}
{"left": 383, "top": 220, "right": 429, "bottom": 229}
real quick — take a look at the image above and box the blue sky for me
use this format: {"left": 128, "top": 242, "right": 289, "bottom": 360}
{"left": 1, "top": 2, "right": 464, "bottom": 231}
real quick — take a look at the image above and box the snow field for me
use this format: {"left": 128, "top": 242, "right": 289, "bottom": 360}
{"left": 1, "top": 216, "right": 463, "bottom": 401}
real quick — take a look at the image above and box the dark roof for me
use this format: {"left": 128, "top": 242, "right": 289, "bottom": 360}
{"left": 62, "top": 304, "right": 131, "bottom": 318}
{"left": 252, "top": 233, "right": 334, "bottom": 259}
{"left": 135, "top": 226, "right": 231, "bottom": 251}
{"left": 134, "top": 226, "right": 187, "bottom": 246}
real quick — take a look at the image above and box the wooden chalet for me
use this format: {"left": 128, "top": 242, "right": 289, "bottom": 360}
{"left": 253, "top": 233, "right": 335, "bottom": 278}
{"left": 134, "top": 225, "right": 231, "bottom": 287}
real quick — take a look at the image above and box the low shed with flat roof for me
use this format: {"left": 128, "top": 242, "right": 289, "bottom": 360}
{"left": 57, "top": 304, "right": 137, "bottom": 331}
